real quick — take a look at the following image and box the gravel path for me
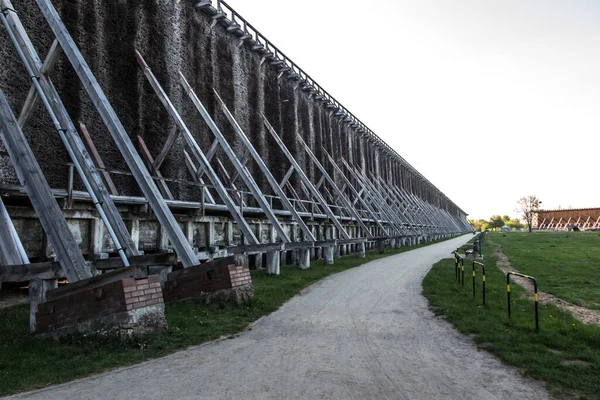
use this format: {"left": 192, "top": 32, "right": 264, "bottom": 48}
{"left": 6, "top": 235, "right": 549, "bottom": 400}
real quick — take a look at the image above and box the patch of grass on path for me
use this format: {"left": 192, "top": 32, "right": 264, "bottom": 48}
{"left": 0, "top": 237, "right": 450, "bottom": 396}
{"left": 492, "top": 231, "right": 600, "bottom": 310}
{"left": 423, "top": 236, "right": 600, "bottom": 399}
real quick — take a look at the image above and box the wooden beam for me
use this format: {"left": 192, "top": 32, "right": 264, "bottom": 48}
{"left": 1, "top": 2, "right": 137, "bottom": 261}
{"left": 183, "top": 150, "right": 216, "bottom": 204}
{"left": 17, "top": 38, "right": 61, "bottom": 129}
{"left": 135, "top": 51, "right": 259, "bottom": 246}
{"left": 323, "top": 150, "right": 389, "bottom": 236}
{"left": 34, "top": 0, "right": 199, "bottom": 268}
{"left": 136, "top": 135, "right": 174, "bottom": 200}
{"left": 0, "top": 252, "right": 178, "bottom": 282}
{"left": 263, "top": 117, "right": 351, "bottom": 240}
{"left": 0, "top": 88, "right": 90, "bottom": 281}
{"left": 95, "top": 252, "right": 178, "bottom": 271}
{"left": 0, "top": 196, "right": 29, "bottom": 266}
{"left": 153, "top": 126, "right": 179, "bottom": 171}
{"left": 0, "top": 261, "right": 63, "bottom": 282}
{"left": 46, "top": 265, "right": 147, "bottom": 302}
{"left": 78, "top": 122, "right": 118, "bottom": 196}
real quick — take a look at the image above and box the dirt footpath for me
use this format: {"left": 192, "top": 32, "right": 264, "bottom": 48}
{"left": 6, "top": 235, "right": 549, "bottom": 400}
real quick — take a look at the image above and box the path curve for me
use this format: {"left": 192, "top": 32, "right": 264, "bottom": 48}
{"left": 6, "top": 235, "right": 549, "bottom": 400}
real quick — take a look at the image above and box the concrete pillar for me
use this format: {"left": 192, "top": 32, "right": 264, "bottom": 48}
{"left": 158, "top": 226, "right": 171, "bottom": 252}
{"left": 91, "top": 218, "right": 104, "bottom": 255}
{"left": 340, "top": 244, "right": 347, "bottom": 256}
{"left": 323, "top": 246, "right": 334, "bottom": 265}
{"left": 266, "top": 251, "right": 280, "bottom": 275}
{"left": 334, "top": 245, "right": 341, "bottom": 259}
{"left": 252, "top": 253, "right": 263, "bottom": 269}
{"left": 358, "top": 242, "right": 366, "bottom": 258}
{"left": 298, "top": 248, "right": 310, "bottom": 270}
{"left": 378, "top": 240, "right": 385, "bottom": 254}
{"left": 129, "top": 217, "right": 140, "bottom": 252}
{"left": 226, "top": 221, "right": 234, "bottom": 245}
{"left": 390, "top": 238, "right": 396, "bottom": 249}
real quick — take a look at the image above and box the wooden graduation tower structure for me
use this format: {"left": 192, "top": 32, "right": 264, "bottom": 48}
{"left": 0, "top": 0, "right": 470, "bottom": 334}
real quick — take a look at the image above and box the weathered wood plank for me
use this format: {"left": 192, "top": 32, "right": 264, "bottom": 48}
{"left": 153, "top": 126, "right": 179, "bottom": 171}
{"left": 0, "top": 261, "right": 63, "bottom": 282}
{"left": 46, "top": 265, "right": 148, "bottom": 302}
{"left": 29, "top": 278, "right": 57, "bottom": 333}
{"left": 0, "top": 89, "right": 90, "bottom": 281}
{"left": 0, "top": 195, "right": 29, "bottom": 266}
{"left": 183, "top": 151, "right": 216, "bottom": 204}
{"left": 78, "top": 122, "right": 118, "bottom": 196}
{"left": 17, "top": 38, "right": 61, "bottom": 129}
{"left": 136, "top": 135, "right": 174, "bottom": 200}
{"left": 35, "top": 0, "right": 200, "bottom": 268}
{"left": 95, "top": 252, "right": 178, "bottom": 271}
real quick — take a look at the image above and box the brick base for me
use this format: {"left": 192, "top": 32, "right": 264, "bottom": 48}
{"left": 162, "top": 256, "right": 254, "bottom": 306}
{"left": 36, "top": 275, "right": 167, "bottom": 340}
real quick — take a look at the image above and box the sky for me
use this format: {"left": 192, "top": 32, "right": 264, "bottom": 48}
{"left": 226, "top": 0, "right": 600, "bottom": 220}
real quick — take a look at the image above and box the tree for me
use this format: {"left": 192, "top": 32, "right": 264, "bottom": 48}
{"left": 489, "top": 215, "right": 505, "bottom": 230}
{"left": 469, "top": 218, "right": 490, "bottom": 232}
{"left": 506, "top": 218, "right": 523, "bottom": 230}
{"left": 502, "top": 215, "right": 511, "bottom": 223}
{"left": 516, "top": 195, "right": 541, "bottom": 232}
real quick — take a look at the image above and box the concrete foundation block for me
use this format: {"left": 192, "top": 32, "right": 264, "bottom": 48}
{"left": 358, "top": 243, "right": 366, "bottom": 258}
{"left": 266, "top": 251, "right": 281, "bottom": 275}
{"left": 298, "top": 248, "right": 310, "bottom": 270}
{"left": 323, "top": 246, "right": 334, "bottom": 265}
{"left": 378, "top": 240, "right": 385, "bottom": 254}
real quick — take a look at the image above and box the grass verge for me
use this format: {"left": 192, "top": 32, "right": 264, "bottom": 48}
{"left": 0, "top": 237, "right": 449, "bottom": 396}
{"left": 491, "top": 231, "right": 600, "bottom": 310}
{"left": 423, "top": 234, "right": 600, "bottom": 399}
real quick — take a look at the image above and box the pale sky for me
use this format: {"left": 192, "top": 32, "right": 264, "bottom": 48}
{"left": 227, "top": 0, "right": 600, "bottom": 220}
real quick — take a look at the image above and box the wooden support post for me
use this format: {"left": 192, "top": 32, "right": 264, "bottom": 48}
{"left": 296, "top": 136, "right": 374, "bottom": 239}
{"left": 34, "top": 0, "right": 199, "bottom": 267}
{"left": 180, "top": 85, "right": 290, "bottom": 243}
{"left": 17, "top": 39, "right": 61, "bottom": 129}
{"left": 134, "top": 52, "right": 258, "bottom": 246}
{"left": 136, "top": 135, "right": 174, "bottom": 200}
{"left": 0, "top": 196, "right": 29, "bottom": 265}
{"left": 0, "top": 89, "right": 90, "bottom": 281}
{"left": 0, "top": 3, "right": 137, "bottom": 265}
{"left": 29, "top": 278, "right": 58, "bottom": 333}
{"left": 263, "top": 117, "right": 351, "bottom": 240}
{"left": 78, "top": 122, "right": 118, "bottom": 196}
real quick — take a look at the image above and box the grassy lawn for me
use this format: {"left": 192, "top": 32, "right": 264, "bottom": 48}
{"left": 423, "top": 232, "right": 600, "bottom": 399}
{"left": 0, "top": 238, "right": 447, "bottom": 396}
{"left": 492, "top": 231, "right": 600, "bottom": 310}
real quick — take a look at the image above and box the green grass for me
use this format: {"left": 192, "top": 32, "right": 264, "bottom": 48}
{"left": 423, "top": 233, "right": 600, "bottom": 399}
{"left": 0, "top": 238, "right": 448, "bottom": 396}
{"left": 492, "top": 231, "right": 600, "bottom": 310}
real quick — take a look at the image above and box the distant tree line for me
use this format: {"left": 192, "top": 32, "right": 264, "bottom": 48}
{"left": 469, "top": 215, "right": 523, "bottom": 232}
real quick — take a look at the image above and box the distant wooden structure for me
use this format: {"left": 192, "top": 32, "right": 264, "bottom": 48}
{"left": 536, "top": 208, "right": 600, "bottom": 231}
